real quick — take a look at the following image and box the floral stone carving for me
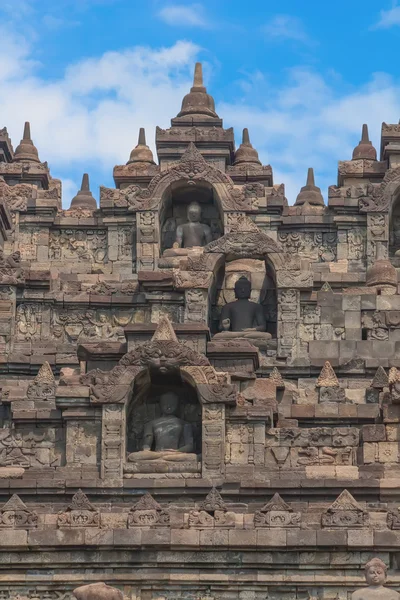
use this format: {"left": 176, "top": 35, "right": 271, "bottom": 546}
{"left": 254, "top": 493, "right": 301, "bottom": 528}
{"left": 204, "top": 216, "right": 281, "bottom": 259}
{"left": 321, "top": 489, "right": 368, "bottom": 528}
{"left": 0, "top": 493, "right": 37, "bottom": 528}
{"left": 26, "top": 361, "right": 56, "bottom": 403}
{"left": 127, "top": 492, "right": 170, "bottom": 527}
{"left": 57, "top": 489, "right": 100, "bottom": 528}
{"left": 188, "top": 487, "right": 235, "bottom": 528}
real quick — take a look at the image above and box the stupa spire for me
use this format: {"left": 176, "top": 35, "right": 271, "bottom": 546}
{"left": 193, "top": 62, "right": 204, "bottom": 89}
{"left": 70, "top": 173, "right": 97, "bottom": 210}
{"left": 352, "top": 124, "right": 377, "bottom": 160}
{"left": 233, "top": 128, "right": 261, "bottom": 166}
{"left": 177, "top": 62, "right": 218, "bottom": 119}
{"left": 13, "top": 121, "right": 40, "bottom": 163}
{"left": 127, "top": 128, "right": 155, "bottom": 165}
{"left": 294, "top": 168, "right": 324, "bottom": 207}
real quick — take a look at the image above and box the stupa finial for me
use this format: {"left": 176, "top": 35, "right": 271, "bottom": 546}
{"left": 127, "top": 128, "right": 155, "bottom": 165}
{"left": 13, "top": 121, "right": 40, "bottom": 163}
{"left": 352, "top": 124, "right": 377, "bottom": 160}
{"left": 70, "top": 173, "right": 97, "bottom": 210}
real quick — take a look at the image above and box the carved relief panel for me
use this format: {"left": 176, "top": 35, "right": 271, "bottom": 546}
{"left": 278, "top": 231, "right": 337, "bottom": 262}
{"left": 49, "top": 229, "right": 107, "bottom": 263}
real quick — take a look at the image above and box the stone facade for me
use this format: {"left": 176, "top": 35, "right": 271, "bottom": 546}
{"left": 1, "top": 63, "right": 400, "bottom": 598}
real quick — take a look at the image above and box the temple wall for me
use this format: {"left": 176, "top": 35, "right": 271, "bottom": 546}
{"left": 1, "top": 81, "right": 400, "bottom": 597}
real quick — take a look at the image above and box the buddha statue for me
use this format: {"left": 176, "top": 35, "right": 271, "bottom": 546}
{"left": 163, "top": 201, "right": 212, "bottom": 257}
{"left": 352, "top": 558, "right": 400, "bottom": 600}
{"left": 213, "top": 276, "right": 272, "bottom": 342}
{"left": 127, "top": 392, "right": 198, "bottom": 463}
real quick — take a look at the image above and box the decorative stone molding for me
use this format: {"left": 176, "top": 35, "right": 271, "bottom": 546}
{"left": 80, "top": 316, "right": 236, "bottom": 405}
{"left": 127, "top": 492, "right": 170, "bottom": 527}
{"left": 188, "top": 487, "right": 235, "bottom": 528}
{"left": 26, "top": 361, "right": 56, "bottom": 403}
{"left": 102, "top": 143, "right": 252, "bottom": 212}
{"left": 204, "top": 216, "right": 282, "bottom": 260}
{"left": 371, "top": 366, "right": 389, "bottom": 389}
{"left": 254, "top": 493, "right": 301, "bottom": 528}
{"left": 321, "top": 490, "right": 368, "bottom": 528}
{"left": 57, "top": 490, "right": 100, "bottom": 528}
{"left": 316, "top": 361, "right": 339, "bottom": 388}
{"left": 359, "top": 166, "right": 400, "bottom": 212}
{"left": 0, "top": 494, "right": 37, "bottom": 529}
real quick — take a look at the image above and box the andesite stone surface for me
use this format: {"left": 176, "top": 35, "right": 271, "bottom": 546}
{"left": 0, "top": 62, "right": 400, "bottom": 599}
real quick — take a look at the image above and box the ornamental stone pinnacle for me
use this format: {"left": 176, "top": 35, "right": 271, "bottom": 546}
{"left": 269, "top": 367, "right": 285, "bottom": 388}
{"left": 127, "top": 128, "right": 155, "bottom": 165}
{"left": 151, "top": 314, "right": 178, "bottom": 342}
{"left": 295, "top": 168, "right": 324, "bottom": 207}
{"left": 234, "top": 128, "right": 261, "bottom": 166}
{"left": 34, "top": 361, "right": 55, "bottom": 384}
{"left": 177, "top": 62, "right": 219, "bottom": 119}
{"left": 316, "top": 361, "right": 339, "bottom": 387}
{"left": 352, "top": 124, "right": 377, "bottom": 160}
{"left": 13, "top": 122, "right": 40, "bottom": 163}
{"left": 70, "top": 173, "right": 97, "bottom": 210}
{"left": 371, "top": 366, "right": 389, "bottom": 389}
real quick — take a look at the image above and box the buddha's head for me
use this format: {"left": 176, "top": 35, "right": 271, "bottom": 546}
{"left": 159, "top": 392, "right": 180, "bottom": 416}
{"left": 365, "top": 558, "right": 387, "bottom": 586}
{"left": 234, "top": 276, "right": 251, "bottom": 300}
{"left": 187, "top": 201, "right": 202, "bottom": 223}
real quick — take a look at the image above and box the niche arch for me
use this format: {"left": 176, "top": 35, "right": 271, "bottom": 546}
{"left": 126, "top": 367, "right": 202, "bottom": 455}
{"left": 160, "top": 180, "right": 224, "bottom": 253}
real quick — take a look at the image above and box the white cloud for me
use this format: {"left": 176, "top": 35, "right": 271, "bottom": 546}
{"left": 220, "top": 68, "right": 400, "bottom": 203}
{"left": 2, "top": 23, "right": 400, "bottom": 208}
{"left": 158, "top": 4, "right": 208, "bottom": 28}
{"left": 374, "top": 5, "right": 400, "bottom": 28}
{"left": 0, "top": 34, "right": 200, "bottom": 203}
{"left": 263, "top": 14, "right": 310, "bottom": 43}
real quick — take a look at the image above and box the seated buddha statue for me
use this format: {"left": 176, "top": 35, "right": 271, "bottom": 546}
{"left": 213, "top": 276, "right": 272, "bottom": 342}
{"left": 163, "top": 201, "right": 212, "bottom": 257}
{"left": 127, "top": 392, "right": 198, "bottom": 463}
{"left": 351, "top": 558, "right": 400, "bottom": 600}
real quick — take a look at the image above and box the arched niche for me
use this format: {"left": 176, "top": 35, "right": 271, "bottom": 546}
{"left": 126, "top": 367, "right": 201, "bottom": 455}
{"left": 210, "top": 257, "right": 277, "bottom": 337}
{"left": 201, "top": 219, "right": 282, "bottom": 337}
{"left": 160, "top": 180, "right": 223, "bottom": 253}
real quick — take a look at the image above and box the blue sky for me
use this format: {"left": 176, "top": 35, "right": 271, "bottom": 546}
{"left": 1, "top": 0, "right": 400, "bottom": 205}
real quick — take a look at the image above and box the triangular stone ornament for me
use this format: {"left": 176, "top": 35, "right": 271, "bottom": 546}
{"left": 131, "top": 492, "right": 162, "bottom": 512}
{"left": 2, "top": 494, "right": 28, "bottom": 512}
{"left": 321, "top": 489, "right": 368, "bottom": 528}
{"left": 316, "top": 361, "right": 339, "bottom": 388}
{"left": 68, "top": 489, "right": 95, "bottom": 511}
{"left": 180, "top": 142, "right": 206, "bottom": 165}
{"left": 254, "top": 493, "right": 301, "bottom": 528}
{"left": 34, "top": 361, "right": 55, "bottom": 384}
{"left": 58, "top": 489, "right": 100, "bottom": 528}
{"left": 260, "top": 493, "right": 291, "bottom": 513}
{"left": 0, "top": 493, "right": 38, "bottom": 529}
{"left": 329, "top": 490, "right": 363, "bottom": 511}
{"left": 371, "top": 366, "right": 389, "bottom": 389}
{"left": 27, "top": 361, "right": 56, "bottom": 403}
{"left": 229, "top": 215, "right": 260, "bottom": 234}
{"left": 151, "top": 315, "right": 178, "bottom": 343}
{"left": 199, "top": 487, "right": 226, "bottom": 513}
{"left": 269, "top": 367, "right": 285, "bottom": 388}
{"left": 321, "top": 281, "right": 332, "bottom": 292}
{"left": 128, "top": 492, "right": 170, "bottom": 527}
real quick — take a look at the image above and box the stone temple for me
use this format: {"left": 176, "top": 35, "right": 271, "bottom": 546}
{"left": 1, "top": 61, "right": 400, "bottom": 599}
